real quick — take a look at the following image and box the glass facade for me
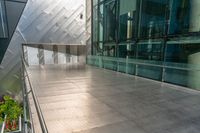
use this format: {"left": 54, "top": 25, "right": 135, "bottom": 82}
{"left": 0, "top": 0, "right": 8, "bottom": 38}
{"left": 89, "top": 0, "right": 200, "bottom": 90}
{"left": 0, "top": 0, "right": 27, "bottom": 63}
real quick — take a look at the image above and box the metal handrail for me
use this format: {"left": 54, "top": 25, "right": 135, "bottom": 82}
{"left": 22, "top": 68, "right": 35, "bottom": 133}
{"left": 22, "top": 59, "right": 49, "bottom": 133}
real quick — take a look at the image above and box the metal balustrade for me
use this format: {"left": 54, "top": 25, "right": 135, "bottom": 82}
{"left": 22, "top": 58, "right": 48, "bottom": 133}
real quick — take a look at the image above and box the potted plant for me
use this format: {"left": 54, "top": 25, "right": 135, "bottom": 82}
{"left": 0, "top": 97, "right": 5, "bottom": 133}
{"left": 0, "top": 109, "right": 4, "bottom": 132}
{"left": 0, "top": 96, "right": 22, "bottom": 133}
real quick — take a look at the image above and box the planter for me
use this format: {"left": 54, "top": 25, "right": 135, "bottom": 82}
{"left": 0, "top": 96, "right": 23, "bottom": 133}
{"left": 1, "top": 116, "right": 21, "bottom": 133}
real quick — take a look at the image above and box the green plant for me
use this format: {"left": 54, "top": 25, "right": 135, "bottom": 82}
{"left": 0, "top": 117, "right": 3, "bottom": 123}
{"left": 0, "top": 95, "right": 23, "bottom": 131}
{"left": 0, "top": 111, "right": 3, "bottom": 123}
{"left": 0, "top": 101, "right": 5, "bottom": 123}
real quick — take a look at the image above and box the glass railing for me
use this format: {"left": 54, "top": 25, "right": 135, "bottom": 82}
{"left": 87, "top": 55, "right": 200, "bottom": 90}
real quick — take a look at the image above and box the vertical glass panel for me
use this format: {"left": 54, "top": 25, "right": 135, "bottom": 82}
{"left": 168, "top": 0, "right": 191, "bottom": 34}
{"left": 118, "top": 44, "right": 127, "bottom": 58}
{"left": 119, "top": 0, "right": 137, "bottom": 41}
{"left": 137, "top": 40, "right": 164, "bottom": 61}
{"left": 127, "top": 63, "right": 136, "bottom": 75}
{"left": 189, "top": 0, "right": 200, "bottom": 33}
{"left": 103, "top": 43, "right": 116, "bottom": 57}
{"left": 117, "top": 58, "right": 127, "bottom": 73}
{"left": 164, "top": 68, "right": 188, "bottom": 87}
{"left": 118, "top": 43, "right": 136, "bottom": 58}
{"left": 168, "top": 0, "right": 200, "bottom": 35}
{"left": 93, "top": 42, "right": 103, "bottom": 55}
{"left": 93, "top": 6, "right": 98, "bottom": 42}
{"left": 127, "top": 43, "right": 136, "bottom": 59}
{"left": 5, "top": 1, "right": 26, "bottom": 38}
{"left": 93, "top": 0, "right": 98, "bottom": 6}
{"left": 117, "top": 58, "right": 136, "bottom": 74}
{"left": 139, "top": 0, "right": 168, "bottom": 38}
{"left": 99, "top": 4, "right": 104, "bottom": 41}
{"left": 87, "top": 55, "right": 100, "bottom": 67}
{"left": 164, "top": 37, "right": 200, "bottom": 88}
{"left": 103, "top": 56, "right": 118, "bottom": 71}
{"left": 137, "top": 65, "right": 163, "bottom": 80}
{"left": 92, "top": 42, "right": 97, "bottom": 55}
{"left": 165, "top": 38, "right": 200, "bottom": 63}
{"left": 0, "top": 0, "right": 8, "bottom": 38}
{"left": 104, "top": 0, "right": 117, "bottom": 41}
{"left": 137, "top": 40, "right": 164, "bottom": 80}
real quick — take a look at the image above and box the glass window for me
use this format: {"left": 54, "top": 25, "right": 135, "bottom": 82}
{"left": 118, "top": 43, "right": 136, "bottom": 58}
{"left": 119, "top": 0, "right": 138, "bottom": 41}
{"left": 118, "top": 44, "right": 127, "bottom": 58}
{"left": 104, "top": 43, "right": 116, "bottom": 57}
{"left": 104, "top": 0, "right": 117, "bottom": 42}
{"left": 137, "top": 40, "right": 164, "bottom": 81}
{"left": 99, "top": 4, "right": 104, "bottom": 41}
{"left": 165, "top": 38, "right": 200, "bottom": 63}
{"left": 139, "top": 0, "right": 169, "bottom": 38}
{"left": 168, "top": 0, "right": 190, "bottom": 35}
{"left": 168, "top": 0, "right": 200, "bottom": 35}
{"left": 164, "top": 37, "right": 200, "bottom": 88}
{"left": 0, "top": 0, "right": 8, "bottom": 38}
{"left": 93, "top": 42, "right": 103, "bottom": 55}
{"left": 93, "top": 0, "right": 98, "bottom": 6}
{"left": 137, "top": 40, "right": 164, "bottom": 61}
{"left": 92, "top": 42, "right": 98, "bottom": 55}
{"left": 189, "top": 0, "right": 200, "bottom": 33}
{"left": 93, "top": 6, "right": 98, "bottom": 42}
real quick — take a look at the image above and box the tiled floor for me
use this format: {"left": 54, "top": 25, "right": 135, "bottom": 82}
{"left": 28, "top": 65, "right": 200, "bottom": 133}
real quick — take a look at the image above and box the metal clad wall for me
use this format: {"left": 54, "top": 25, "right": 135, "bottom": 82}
{"left": 0, "top": 0, "right": 88, "bottom": 95}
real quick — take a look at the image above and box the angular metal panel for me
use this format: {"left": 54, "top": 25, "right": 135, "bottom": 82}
{"left": 0, "top": 0, "right": 91, "bottom": 95}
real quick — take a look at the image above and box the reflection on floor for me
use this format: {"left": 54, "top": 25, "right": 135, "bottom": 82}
{"left": 28, "top": 65, "right": 200, "bottom": 133}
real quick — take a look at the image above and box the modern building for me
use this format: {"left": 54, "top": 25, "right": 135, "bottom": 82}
{"left": 0, "top": 0, "right": 200, "bottom": 133}
{"left": 89, "top": 0, "right": 200, "bottom": 90}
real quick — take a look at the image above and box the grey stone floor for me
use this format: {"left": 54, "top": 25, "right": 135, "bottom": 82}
{"left": 28, "top": 65, "right": 200, "bottom": 133}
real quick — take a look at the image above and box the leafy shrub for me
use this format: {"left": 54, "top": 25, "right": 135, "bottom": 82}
{"left": 0, "top": 95, "right": 23, "bottom": 131}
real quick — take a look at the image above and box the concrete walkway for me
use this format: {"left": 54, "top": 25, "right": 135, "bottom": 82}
{"left": 28, "top": 65, "right": 200, "bottom": 133}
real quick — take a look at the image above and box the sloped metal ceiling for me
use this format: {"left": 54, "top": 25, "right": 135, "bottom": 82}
{"left": 0, "top": 0, "right": 88, "bottom": 95}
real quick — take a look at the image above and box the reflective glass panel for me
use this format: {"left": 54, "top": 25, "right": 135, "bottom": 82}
{"left": 0, "top": 0, "right": 8, "bottom": 38}
{"left": 99, "top": 4, "right": 104, "bottom": 41}
{"left": 93, "top": 0, "right": 98, "bottom": 6}
{"left": 139, "top": 0, "right": 169, "bottom": 38}
{"left": 104, "top": 0, "right": 117, "bottom": 41}
{"left": 118, "top": 43, "right": 136, "bottom": 58}
{"left": 168, "top": 0, "right": 190, "bottom": 34}
{"left": 104, "top": 43, "right": 116, "bottom": 57}
{"left": 137, "top": 40, "right": 164, "bottom": 61}
{"left": 93, "top": 6, "right": 98, "bottom": 42}
{"left": 119, "top": 0, "right": 137, "bottom": 41}
{"left": 165, "top": 38, "right": 200, "bottom": 63}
